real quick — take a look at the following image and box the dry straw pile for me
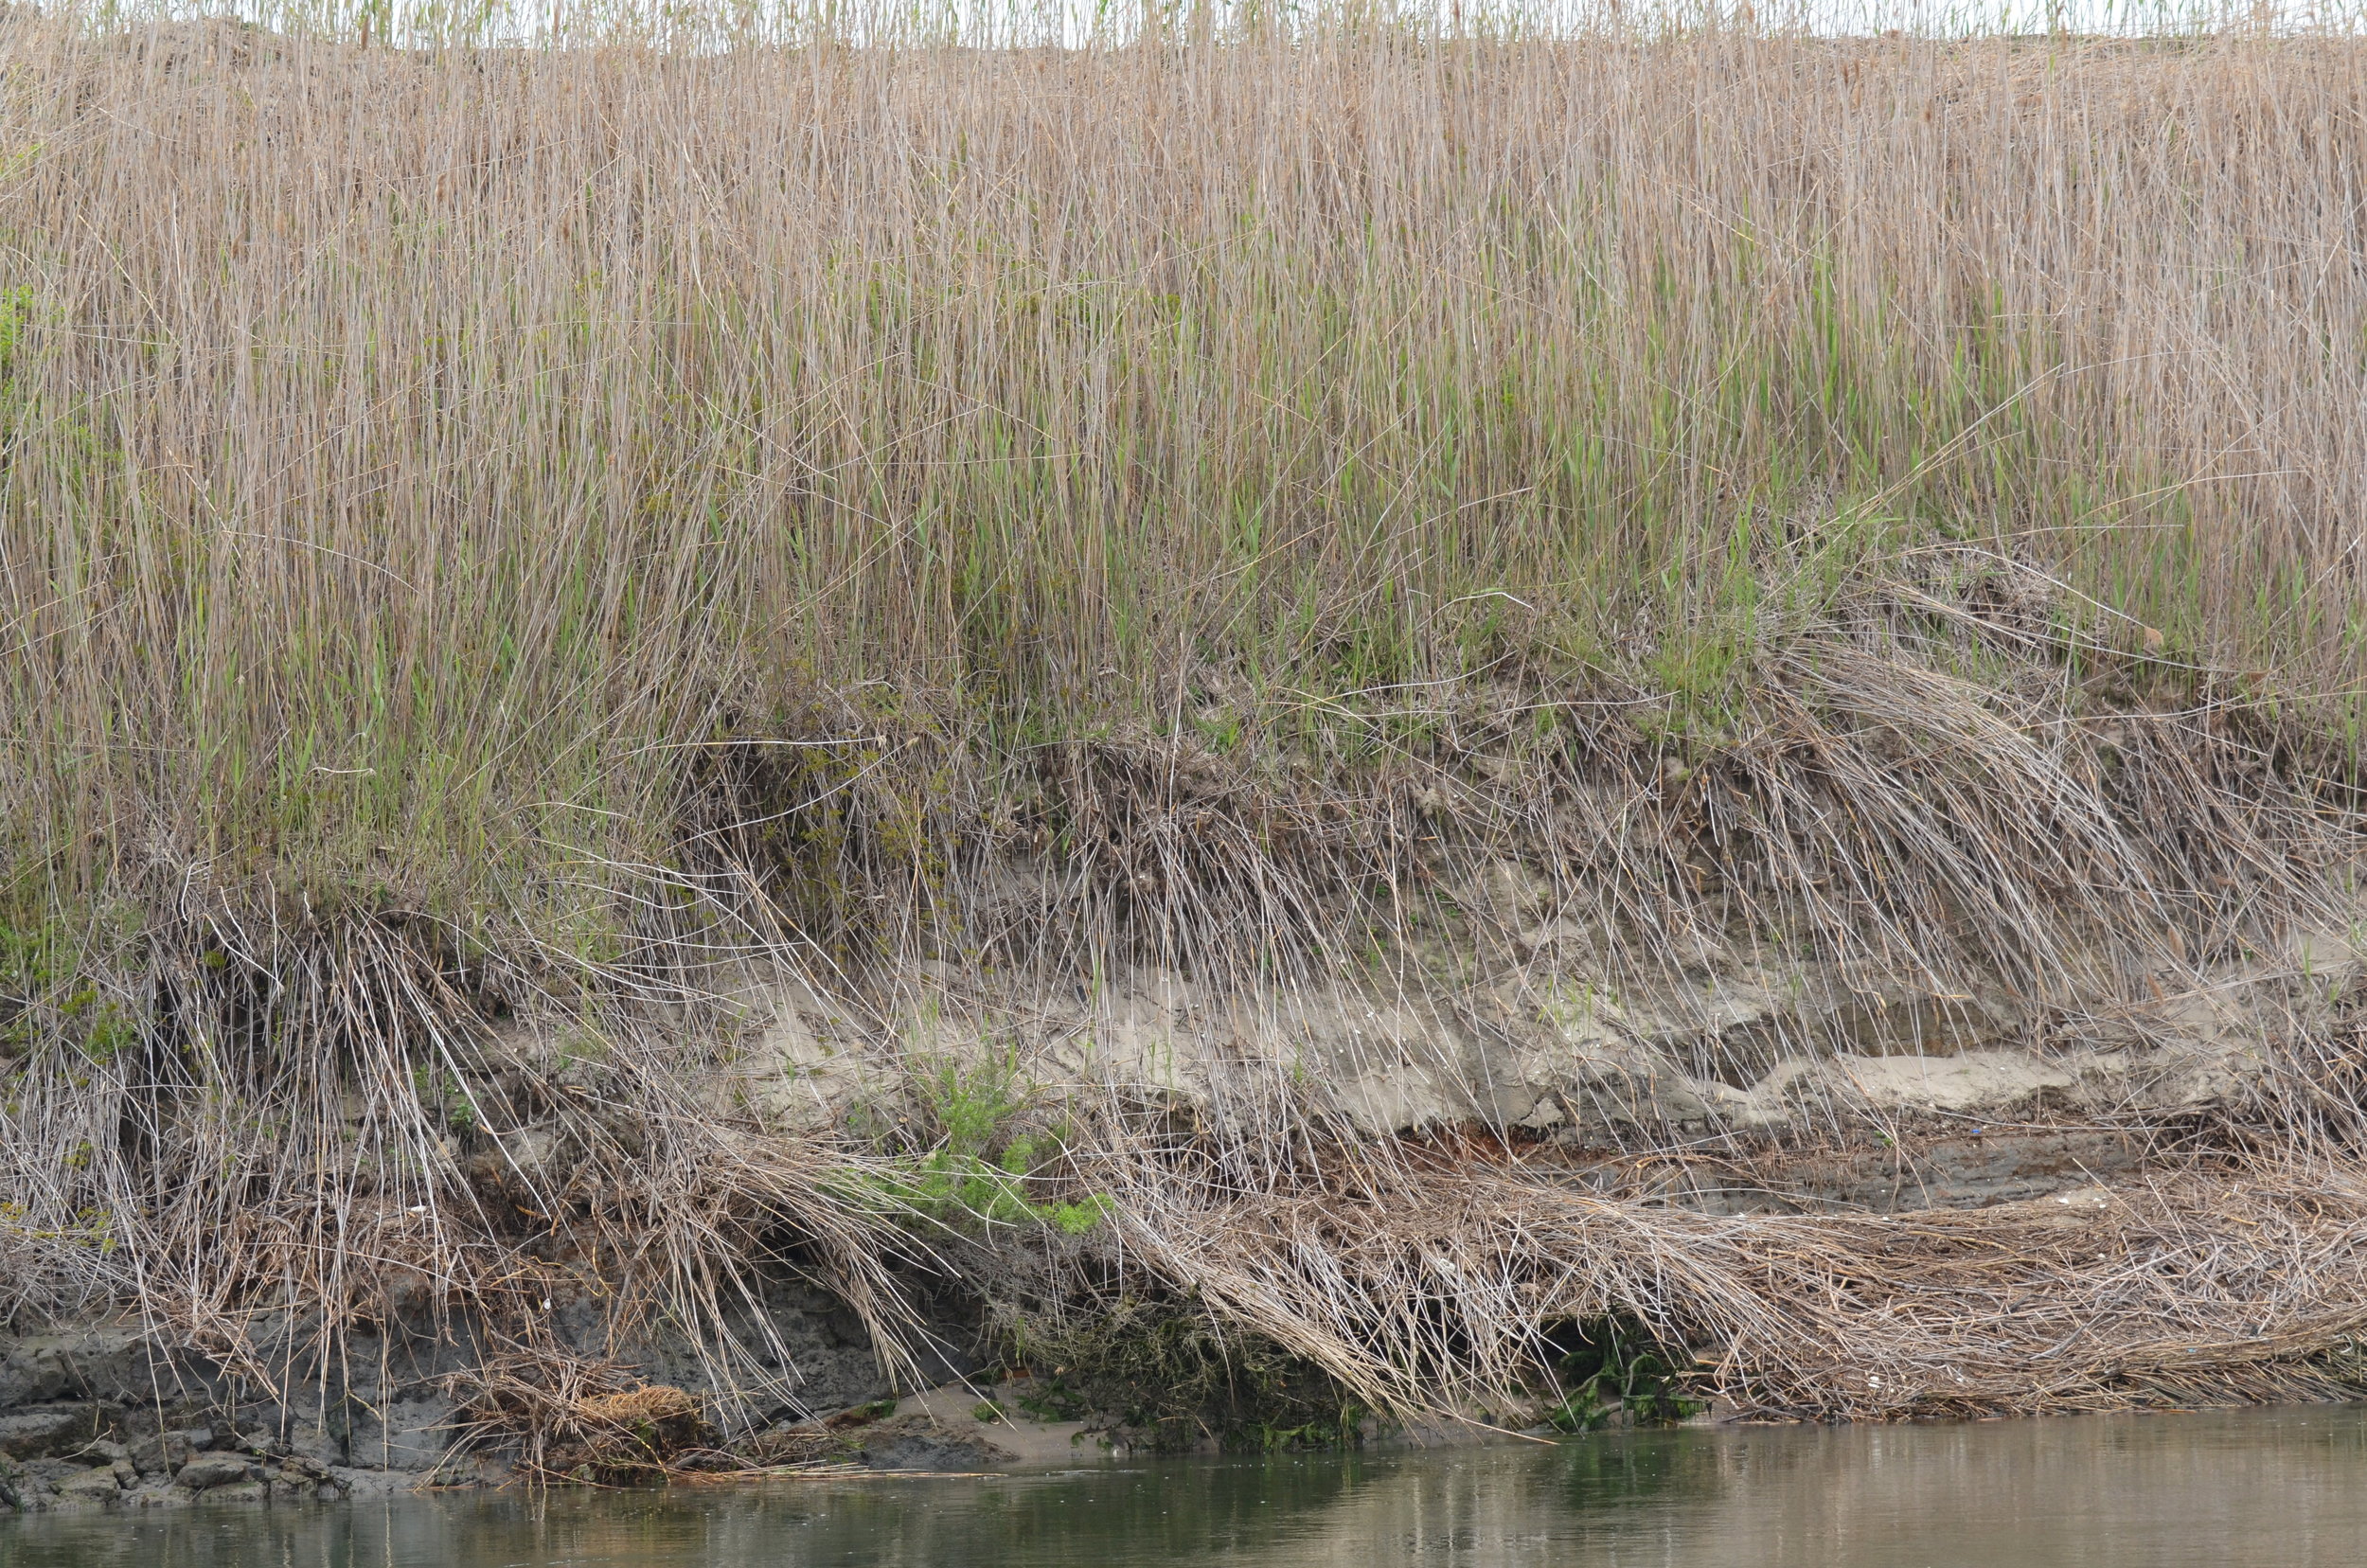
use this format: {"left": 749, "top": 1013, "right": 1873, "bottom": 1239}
{"left": 4, "top": 3, "right": 2367, "bottom": 1437}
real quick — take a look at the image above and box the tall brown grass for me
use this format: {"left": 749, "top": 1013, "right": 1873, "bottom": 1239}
{"left": 6, "top": 9, "right": 2367, "bottom": 1431}
{"left": 4, "top": 16, "right": 2363, "bottom": 939}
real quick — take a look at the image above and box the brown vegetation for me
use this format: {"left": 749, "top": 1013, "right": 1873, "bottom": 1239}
{"left": 3, "top": 8, "right": 2367, "bottom": 1451}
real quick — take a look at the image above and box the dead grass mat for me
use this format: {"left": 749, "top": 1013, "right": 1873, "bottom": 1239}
{"left": 1099, "top": 1155, "right": 2367, "bottom": 1420}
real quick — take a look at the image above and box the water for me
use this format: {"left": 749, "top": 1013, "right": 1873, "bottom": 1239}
{"left": 8, "top": 1405, "right": 2367, "bottom": 1567}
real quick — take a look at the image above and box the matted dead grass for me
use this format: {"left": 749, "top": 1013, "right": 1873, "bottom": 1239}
{"left": 1090, "top": 1150, "right": 2367, "bottom": 1420}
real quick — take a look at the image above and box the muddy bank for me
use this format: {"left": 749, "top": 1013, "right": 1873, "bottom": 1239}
{"left": 0, "top": 1304, "right": 1359, "bottom": 1506}
{"left": 9, "top": 900, "right": 2364, "bottom": 1512}
{"left": 0, "top": 1111, "right": 2289, "bottom": 1515}
{"left": 0, "top": 1283, "right": 979, "bottom": 1509}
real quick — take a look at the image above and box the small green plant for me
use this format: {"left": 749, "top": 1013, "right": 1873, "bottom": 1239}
{"left": 840, "top": 1054, "right": 1112, "bottom": 1237}
{"left": 1544, "top": 1384, "right": 1611, "bottom": 1434}
{"left": 1545, "top": 1314, "right": 1700, "bottom": 1433}
{"left": 1192, "top": 706, "right": 1244, "bottom": 752}
{"left": 1013, "top": 1379, "right": 1088, "bottom": 1421}
{"left": 1241, "top": 1401, "right": 1367, "bottom": 1452}
{"left": 0, "top": 284, "right": 36, "bottom": 374}
{"left": 411, "top": 1062, "right": 478, "bottom": 1131}
{"left": 79, "top": 1003, "right": 137, "bottom": 1064}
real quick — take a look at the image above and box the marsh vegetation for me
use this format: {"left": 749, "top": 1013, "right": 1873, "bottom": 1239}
{"left": 4, "top": 1, "right": 2367, "bottom": 1478}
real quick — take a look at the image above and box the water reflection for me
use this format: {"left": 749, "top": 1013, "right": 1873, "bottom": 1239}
{"left": 9, "top": 1404, "right": 2367, "bottom": 1567}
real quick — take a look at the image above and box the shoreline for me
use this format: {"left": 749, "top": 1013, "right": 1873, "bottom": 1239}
{"left": 8, "top": 1134, "right": 2363, "bottom": 1514}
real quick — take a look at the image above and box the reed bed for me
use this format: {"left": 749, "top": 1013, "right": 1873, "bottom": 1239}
{"left": 4, "top": 7, "right": 2367, "bottom": 1437}
{"left": 6, "top": 11, "right": 2366, "bottom": 932}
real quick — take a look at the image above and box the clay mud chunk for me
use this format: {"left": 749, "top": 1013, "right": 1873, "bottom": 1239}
{"left": 174, "top": 1453, "right": 261, "bottom": 1491}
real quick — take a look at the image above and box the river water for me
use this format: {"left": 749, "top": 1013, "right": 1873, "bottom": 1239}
{"left": 7, "top": 1404, "right": 2366, "bottom": 1567}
